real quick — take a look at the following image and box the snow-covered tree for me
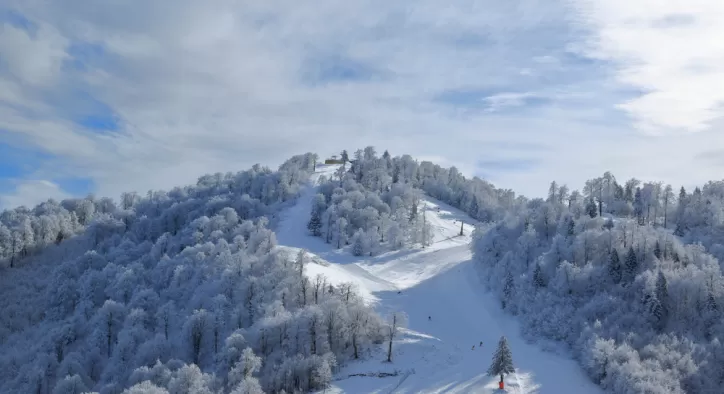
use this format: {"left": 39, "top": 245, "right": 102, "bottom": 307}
{"left": 487, "top": 336, "right": 515, "bottom": 384}
{"left": 502, "top": 271, "right": 514, "bottom": 309}
{"left": 307, "top": 212, "right": 322, "bottom": 237}
{"left": 585, "top": 198, "right": 598, "bottom": 218}
{"left": 351, "top": 229, "right": 367, "bottom": 256}
{"left": 608, "top": 250, "right": 622, "bottom": 284}
{"left": 533, "top": 263, "right": 545, "bottom": 288}
{"left": 624, "top": 247, "right": 638, "bottom": 282}
{"left": 228, "top": 347, "right": 262, "bottom": 389}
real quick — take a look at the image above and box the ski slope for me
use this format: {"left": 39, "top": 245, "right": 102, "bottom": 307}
{"left": 275, "top": 164, "right": 603, "bottom": 394}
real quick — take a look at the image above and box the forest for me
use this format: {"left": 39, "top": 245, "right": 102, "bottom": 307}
{"left": 318, "top": 148, "right": 724, "bottom": 394}
{"left": 0, "top": 153, "right": 384, "bottom": 394}
{"left": 2, "top": 146, "right": 724, "bottom": 393}
{"left": 305, "top": 147, "right": 515, "bottom": 255}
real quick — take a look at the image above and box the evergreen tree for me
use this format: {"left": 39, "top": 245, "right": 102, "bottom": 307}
{"left": 644, "top": 292, "right": 665, "bottom": 331}
{"left": 655, "top": 271, "right": 668, "bottom": 305}
{"left": 487, "top": 336, "right": 515, "bottom": 384}
{"left": 608, "top": 250, "right": 622, "bottom": 284}
{"left": 674, "top": 223, "right": 685, "bottom": 237}
{"left": 634, "top": 187, "right": 645, "bottom": 225}
{"left": 307, "top": 211, "right": 322, "bottom": 237}
{"left": 706, "top": 291, "right": 718, "bottom": 313}
{"left": 704, "top": 291, "right": 719, "bottom": 339}
{"left": 653, "top": 241, "right": 662, "bottom": 259}
{"left": 625, "top": 247, "right": 638, "bottom": 281}
{"left": 682, "top": 254, "right": 690, "bottom": 267}
{"left": 586, "top": 198, "right": 598, "bottom": 218}
{"left": 351, "top": 230, "right": 366, "bottom": 256}
{"left": 470, "top": 197, "right": 479, "bottom": 218}
{"left": 382, "top": 150, "right": 392, "bottom": 169}
{"left": 533, "top": 263, "right": 545, "bottom": 288}
{"left": 567, "top": 217, "right": 575, "bottom": 236}
{"left": 547, "top": 181, "right": 558, "bottom": 203}
{"left": 655, "top": 271, "right": 669, "bottom": 323}
{"left": 675, "top": 186, "right": 687, "bottom": 231}
{"left": 502, "top": 272, "right": 514, "bottom": 309}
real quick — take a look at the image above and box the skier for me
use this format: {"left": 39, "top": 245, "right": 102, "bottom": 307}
{"left": 428, "top": 316, "right": 431, "bottom": 321}
{"left": 480, "top": 341, "right": 483, "bottom": 347}
{"left": 472, "top": 345, "right": 475, "bottom": 350}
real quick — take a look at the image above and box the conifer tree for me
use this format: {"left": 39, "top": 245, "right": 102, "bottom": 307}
{"left": 533, "top": 263, "right": 545, "bottom": 288}
{"left": 307, "top": 211, "right": 322, "bottom": 237}
{"left": 608, "top": 250, "right": 622, "bottom": 284}
{"left": 567, "top": 217, "right": 575, "bottom": 236}
{"left": 634, "top": 188, "right": 645, "bottom": 225}
{"left": 653, "top": 240, "right": 662, "bottom": 259}
{"left": 625, "top": 247, "right": 638, "bottom": 281}
{"left": 586, "top": 198, "right": 598, "bottom": 218}
{"left": 502, "top": 272, "right": 514, "bottom": 309}
{"left": 352, "top": 230, "right": 365, "bottom": 256}
{"left": 655, "top": 271, "right": 669, "bottom": 324}
{"left": 706, "top": 291, "right": 718, "bottom": 313}
{"left": 655, "top": 271, "right": 668, "bottom": 306}
{"left": 674, "top": 222, "right": 685, "bottom": 237}
{"left": 487, "top": 336, "right": 515, "bottom": 384}
{"left": 644, "top": 292, "right": 665, "bottom": 331}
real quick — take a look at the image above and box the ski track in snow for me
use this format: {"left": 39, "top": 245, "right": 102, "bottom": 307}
{"left": 274, "top": 164, "right": 603, "bottom": 394}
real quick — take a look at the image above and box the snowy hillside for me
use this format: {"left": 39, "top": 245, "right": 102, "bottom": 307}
{"left": 274, "top": 164, "right": 603, "bottom": 394}
{"left": 0, "top": 155, "right": 387, "bottom": 394}
{"left": 4, "top": 149, "right": 720, "bottom": 393}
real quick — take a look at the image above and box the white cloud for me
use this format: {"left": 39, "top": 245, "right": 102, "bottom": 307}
{"left": 0, "top": 0, "right": 723, "bottom": 208}
{"left": 483, "top": 92, "right": 538, "bottom": 112}
{"left": 0, "top": 22, "right": 67, "bottom": 86}
{"left": 0, "top": 180, "right": 70, "bottom": 210}
{"left": 568, "top": 0, "right": 724, "bottom": 133}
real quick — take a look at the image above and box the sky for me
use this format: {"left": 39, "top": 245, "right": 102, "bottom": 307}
{"left": 0, "top": 0, "right": 723, "bottom": 210}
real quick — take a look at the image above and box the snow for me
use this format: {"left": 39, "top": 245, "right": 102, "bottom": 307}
{"left": 274, "top": 164, "right": 604, "bottom": 394}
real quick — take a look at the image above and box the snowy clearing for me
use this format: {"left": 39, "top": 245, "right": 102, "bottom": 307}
{"left": 274, "top": 164, "right": 603, "bottom": 394}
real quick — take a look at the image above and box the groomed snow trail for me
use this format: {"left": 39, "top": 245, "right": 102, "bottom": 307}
{"left": 275, "top": 165, "right": 603, "bottom": 394}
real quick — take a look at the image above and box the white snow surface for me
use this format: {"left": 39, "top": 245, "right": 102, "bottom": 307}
{"left": 274, "top": 164, "right": 603, "bottom": 394}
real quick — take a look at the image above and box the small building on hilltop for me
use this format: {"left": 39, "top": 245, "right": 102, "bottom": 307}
{"left": 324, "top": 155, "right": 345, "bottom": 164}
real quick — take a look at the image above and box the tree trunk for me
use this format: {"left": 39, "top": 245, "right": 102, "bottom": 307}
{"left": 387, "top": 337, "right": 393, "bottom": 362}
{"left": 214, "top": 326, "right": 219, "bottom": 354}
{"left": 387, "top": 314, "right": 396, "bottom": 362}
{"left": 107, "top": 317, "right": 113, "bottom": 357}
{"left": 310, "top": 319, "right": 317, "bottom": 355}
{"left": 353, "top": 333, "right": 359, "bottom": 359}
{"left": 664, "top": 201, "right": 668, "bottom": 228}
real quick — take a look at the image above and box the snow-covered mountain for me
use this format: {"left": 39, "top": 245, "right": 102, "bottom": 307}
{"left": 275, "top": 164, "right": 603, "bottom": 393}
{"left": 2, "top": 148, "right": 724, "bottom": 394}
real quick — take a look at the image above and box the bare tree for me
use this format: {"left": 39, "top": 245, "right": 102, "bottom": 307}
{"left": 385, "top": 311, "right": 408, "bottom": 362}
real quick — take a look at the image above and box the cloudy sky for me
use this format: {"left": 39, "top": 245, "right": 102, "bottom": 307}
{"left": 1, "top": 0, "right": 723, "bottom": 209}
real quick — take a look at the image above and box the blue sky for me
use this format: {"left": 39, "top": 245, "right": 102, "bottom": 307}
{"left": 1, "top": 0, "right": 724, "bottom": 210}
